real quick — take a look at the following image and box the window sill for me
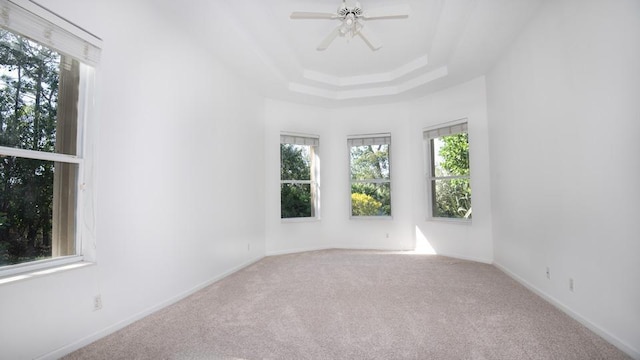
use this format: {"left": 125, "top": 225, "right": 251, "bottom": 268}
{"left": 426, "top": 217, "right": 472, "bottom": 225}
{"left": 281, "top": 217, "right": 321, "bottom": 224}
{"left": 0, "top": 257, "right": 93, "bottom": 285}
{"left": 350, "top": 216, "right": 393, "bottom": 221}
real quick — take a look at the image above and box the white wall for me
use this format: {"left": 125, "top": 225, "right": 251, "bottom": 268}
{"left": 411, "top": 78, "right": 494, "bottom": 263}
{"left": 487, "top": 0, "right": 640, "bottom": 357}
{"left": 0, "top": 1, "right": 265, "bottom": 359}
{"left": 264, "top": 100, "right": 332, "bottom": 254}
{"left": 265, "top": 78, "right": 493, "bottom": 263}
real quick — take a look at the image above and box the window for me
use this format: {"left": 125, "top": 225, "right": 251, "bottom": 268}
{"left": 0, "top": 1, "right": 100, "bottom": 274}
{"left": 425, "top": 122, "right": 472, "bottom": 220}
{"left": 280, "top": 134, "right": 319, "bottom": 219}
{"left": 349, "top": 134, "right": 391, "bottom": 218}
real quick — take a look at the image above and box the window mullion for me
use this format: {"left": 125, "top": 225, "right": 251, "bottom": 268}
{"left": 430, "top": 175, "right": 470, "bottom": 181}
{"left": 281, "top": 180, "right": 312, "bottom": 184}
{"left": 0, "top": 146, "right": 82, "bottom": 164}
{"left": 351, "top": 179, "right": 390, "bottom": 184}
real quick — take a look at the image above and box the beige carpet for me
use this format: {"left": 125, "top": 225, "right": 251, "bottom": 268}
{"left": 64, "top": 250, "right": 630, "bottom": 359}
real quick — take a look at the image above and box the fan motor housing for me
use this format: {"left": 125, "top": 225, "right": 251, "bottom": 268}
{"left": 338, "top": 3, "right": 363, "bottom": 18}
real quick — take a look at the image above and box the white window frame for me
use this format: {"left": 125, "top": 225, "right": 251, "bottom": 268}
{"left": 348, "top": 133, "right": 392, "bottom": 220}
{"left": 423, "top": 120, "right": 471, "bottom": 222}
{"left": 280, "top": 133, "right": 320, "bottom": 221}
{"left": 0, "top": 0, "right": 101, "bottom": 278}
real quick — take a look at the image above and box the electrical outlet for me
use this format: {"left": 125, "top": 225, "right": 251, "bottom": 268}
{"left": 546, "top": 267, "right": 550, "bottom": 280}
{"left": 385, "top": 233, "right": 390, "bottom": 239}
{"left": 247, "top": 243, "right": 251, "bottom": 251}
{"left": 93, "top": 295, "right": 103, "bottom": 311}
{"left": 569, "top": 278, "right": 574, "bottom": 292}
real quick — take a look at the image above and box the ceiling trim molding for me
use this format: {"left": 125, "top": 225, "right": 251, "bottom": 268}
{"left": 302, "top": 55, "right": 430, "bottom": 87}
{"left": 290, "top": 66, "right": 448, "bottom": 100}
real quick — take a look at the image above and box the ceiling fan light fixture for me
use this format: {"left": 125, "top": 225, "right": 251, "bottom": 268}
{"left": 339, "top": 17, "right": 362, "bottom": 39}
{"left": 290, "top": 0, "right": 410, "bottom": 51}
{"left": 353, "top": 2, "right": 363, "bottom": 16}
{"left": 338, "top": 0, "right": 348, "bottom": 16}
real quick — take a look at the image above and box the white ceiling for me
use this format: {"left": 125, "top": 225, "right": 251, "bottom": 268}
{"left": 159, "top": 0, "right": 544, "bottom": 107}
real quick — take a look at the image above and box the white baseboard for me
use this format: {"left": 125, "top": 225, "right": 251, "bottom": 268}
{"left": 38, "top": 254, "right": 265, "bottom": 360}
{"left": 494, "top": 262, "right": 640, "bottom": 360}
{"left": 266, "top": 245, "right": 414, "bottom": 257}
{"left": 436, "top": 251, "right": 493, "bottom": 264}
{"left": 266, "top": 246, "right": 331, "bottom": 256}
{"left": 331, "top": 244, "right": 414, "bottom": 251}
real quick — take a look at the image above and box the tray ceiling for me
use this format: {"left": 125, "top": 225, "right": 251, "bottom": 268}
{"left": 158, "top": 0, "right": 543, "bottom": 107}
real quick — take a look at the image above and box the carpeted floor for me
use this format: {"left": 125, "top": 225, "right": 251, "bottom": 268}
{"left": 64, "top": 250, "right": 630, "bottom": 359}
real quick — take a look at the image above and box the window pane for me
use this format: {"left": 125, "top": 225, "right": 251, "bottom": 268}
{"left": 431, "top": 133, "right": 469, "bottom": 177}
{"left": 0, "top": 157, "right": 78, "bottom": 266}
{"left": 351, "top": 182, "right": 391, "bottom": 216}
{"left": 350, "top": 144, "right": 390, "bottom": 180}
{"left": 281, "top": 183, "right": 312, "bottom": 218}
{"left": 0, "top": 29, "right": 78, "bottom": 155}
{"left": 281, "top": 144, "right": 311, "bottom": 181}
{"left": 432, "top": 178, "right": 472, "bottom": 219}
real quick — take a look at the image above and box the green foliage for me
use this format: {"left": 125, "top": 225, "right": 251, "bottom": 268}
{"left": 281, "top": 184, "right": 312, "bottom": 218}
{"left": 280, "top": 144, "right": 313, "bottom": 218}
{"left": 0, "top": 30, "right": 60, "bottom": 265}
{"left": 351, "top": 182, "right": 391, "bottom": 216}
{"left": 280, "top": 144, "right": 310, "bottom": 181}
{"left": 434, "top": 179, "right": 472, "bottom": 218}
{"left": 350, "top": 145, "right": 389, "bottom": 180}
{"left": 351, "top": 193, "right": 381, "bottom": 216}
{"left": 433, "top": 133, "right": 472, "bottom": 219}
{"left": 439, "top": 133, "right": 469, "bottom": 176}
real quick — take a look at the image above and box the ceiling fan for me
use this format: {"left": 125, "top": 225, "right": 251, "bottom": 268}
{"left": 290, "top": 0, "right": 409, "bottom": 51}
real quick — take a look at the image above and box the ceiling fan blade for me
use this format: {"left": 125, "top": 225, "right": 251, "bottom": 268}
{"left": 362, "top": 5, "right": 410, "bottom": 20}
{"left": 357, "top": 27, "right": 382, "bottom": 51}
{"left": 290, "top": 12, "right": 338, "bottom": 20}
{"left": 317, "top": 26, "right": 342, "bottom": 51}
